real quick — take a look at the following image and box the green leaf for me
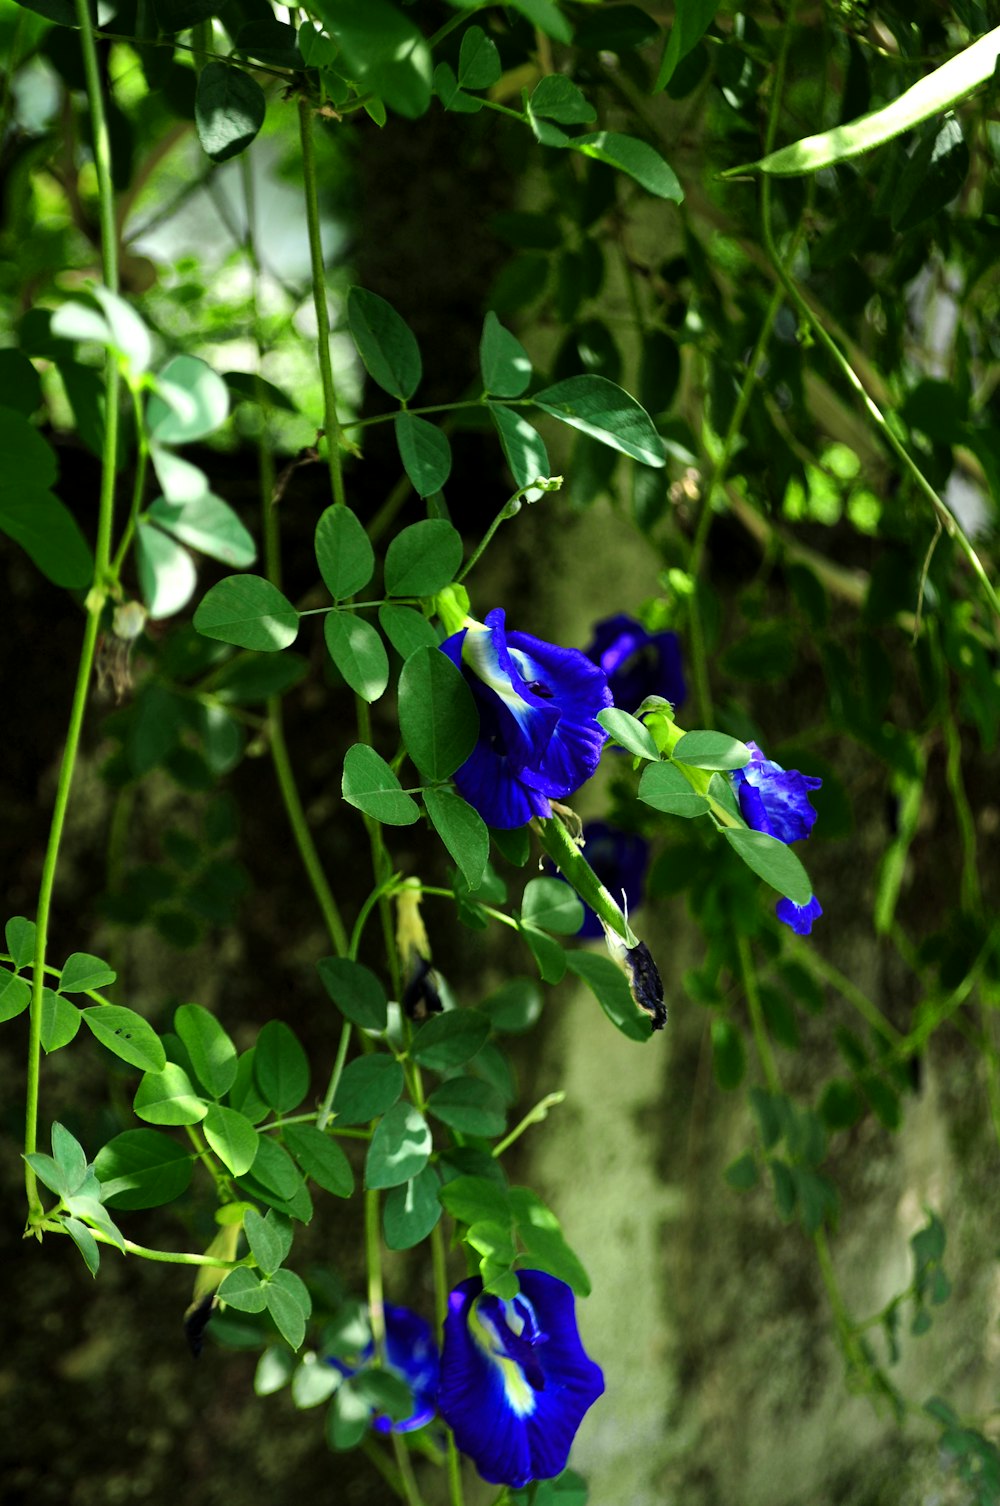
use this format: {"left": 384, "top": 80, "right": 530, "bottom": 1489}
{"left": 64, "top": 1217, "right": 100, "bottom": 1277}
{"left": 332, "top": 1055, "right": 404, "bottom": 1125}
{"left": 51, "top": 1122, "right": 88, "bottom": 1192}
{"left": 365, "top": 1102, "right": 432, "bottom": 1190}
{"left": 711, "top": 1017, "right": 746, "bottom": 1090}
{"left": 93, "top": 286, "right": 153, "bottom": 374}
{"left": 174, "top": 1001, "right": 238, "bottom": 1098}
{"left": 398, "top": 645, "right": 479, "bottom": 781}
{"left": 324, "top": 613, "right": 390, "bottom": 702}
{"left": 147, "top": 494, "right": 256, "bottom": 569}
{"left": 327, "top": 1378, "right": 372, "bottom": 1450}
{"left": 25, "top": 1151, "right": 70, "bottom": 1199}
{"left": 722, "top": 828, "right": 813, "bottom": 906}
{"left": 317, "top": 956, "right": 389, "bottom": 1032}
{"left": 458, "top": 25, "right": 501, "bottom": 88}
{"left": 426, "top": 1077, "right": 506, "bottom": 1137}
{"left": 655, "top": 0, "right": 716, "bottom": 91}
{"left": 315, "top": 505, "right": 375, "bottom": 599}
{"left": 0, "top": 970, "right": 30, "bottom": 1022}
{"left": 521, "top": 925, "right": 566, "bottom": 985}
{"left": 244, "top": 1206, "right": 286, "bottom": 1276}
{"left": 346, "top": 287, "right": 422, "bottom": 400}
{"left": 59, "top": 952, "right": 116, "bottom": 993}
{"left": 394, "top": 411, "right": 452, "bottom": 497}
{"left": 316, "top": 0, "right": 432, "bottom": 119}
{"left": 724, "top": 1152, "right": 760, "bottom": 1191}
{"left": 530, "top": 75, "right": 595, "bottom": 124}
{"left": 256, "top": 1344, "right": 296, "bottom": 1395}
{"left": 341, "top": 743, "right": 421, "bottom": 826}
{"left": 433, "top": 60, "right": 483, "bottom": 114}
{"left": 521, "top": 877, "right": 583, "bottom": 935}
{"left": 228, "top": 1049, "right": 270, "bottom": 1124}
{"left": 423, "top": 788, "right": 490, "bottom": 890}
{"left": 283, "top": 1124, "right": 354, "bottom": 1198}
{"left": 204, "top": 1103, "right": 259, "bottom": 1176}
{"left": 597, "top": 707, "right": 659, "bottom": 760}
{"left": 891, "top": 116, "right": 969, "bottom": 232}
{"left": 0, "top": 483, "right": 93, "bottom": 589}
{"left": 50, "top": 302, "right": 114, "bottom": 352}
{"left": 95, "top": 1128, "right": 192, "bottom": 1210}
{"left": 0, "top": 349, "right": 41, "bottom": 416}
{"left": 82, "top": 1006, "right": 167, "bottom": 1073}
{"left": 480, "top": 977, "right": 542, "bottom": 1034}
{"left": 384, "top": 1164, "right": 442, "bottom": 1249}
{"left": 136, "top": 522, "right": 197, "bottom": 620}
{"left": 0, "top": 406, "right": 56, "bottom": 490}
{"left": 40, "top": 989, "right": 81, "bottom": 1052}
{"left": 134, "top": 1063, "right": 208, "bottom": 1125}
{"left": 411, "top": 1008, "right": 490, "bottom": 1071}
{"left": 219, "top": 1268, "right": 268, "bottom": 1313}
{"left": 147, "top": 355, "right": 230, "bottom": 443}
{"left": 378, "top": 604, "right": 439, "bottom": 659}
{"left": 213, "top": 652, "right": 309, "bottom": 704}
{"left": 672, "top": 731, "right": 751, "bottom": 771}
{"left": 510, "top": 1187, "right": 590, "bottom": 1296}
{"left": 224, "top": 371, "right": 298, "bottom": 413}
{"left": 6, "top": 916, "right": 36, "bottom": 969}
{"left": 637, "top": 761, "right": 709, "bottom": 818}
{"left": 565, "top": 951, "right": 653, "bottom": 1042}
{"left": 748, "top": 28, "right": 1000, "bottom": 176}
{"left": 571, "top": 131, "right": 683, "bottom": 201}
{"left": 195, "top": 61, "right": 266, "bottom": 162}
{"left": 489, "top": 403, "right": 551, "bottom": 499}
{"left": 439, "top": 1173, "right": 512, "bottom": 1229}
{"left": 254, "top": 1021, "right": 310, "bottom": 1115}
{"left": 533, "top": 375, "right": 665, "bottom": 467}
{"left": 509, "top": 0, "right": 572, "bottom": 43}
{"left": 384, "top": 518, "right": 464, "bottom": 597}
{"left": 480, "top": 312, "right": 532, "bottom": 398}
{"left": 244, "top": 1137, "right": 311, "bottom": 1214}
{"left": 194, "top": 574, "right": 299, "bottom": 651}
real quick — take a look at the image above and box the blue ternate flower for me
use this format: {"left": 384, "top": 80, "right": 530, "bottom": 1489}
{"left": 732, "top": 741, "right": 823, "bottom": 934}
{"left": 438, "top": 1272, "right": 604, "bottom": 1488}
{"left": 327, "top": 1304, "right": 440, "bottom": 1433}
{"left": 584, "top": 613, "right": 686, "bottom": 712}
{"left": 440, "top": 610, "right": 612, "bottom": 829}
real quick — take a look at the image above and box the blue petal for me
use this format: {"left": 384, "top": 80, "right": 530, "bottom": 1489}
{"left": 732, "top": 741, "right": 821, "bottom": 845}
{"left": 585, "top": 614, "right": 686, "bottom": 711}
{"left": 776, "top": 894, "right": 823, "bottom": 935}
{"left": 439, "top": 612, "right": 612, "bottom": 829}
{"left": 327, "top": 1304, "right": 440, "bottom": 1435}
{"left": 439, "top": 1273, "right": 604, "bottom": 1488}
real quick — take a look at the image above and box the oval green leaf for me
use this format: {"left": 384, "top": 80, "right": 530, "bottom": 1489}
{"left": 398, "top": 645, "right": 479, "bottom": 782}
{"left": 195, "top": 60, "right": 267, "bottom": 163}
{"left": 347, "top": 286, "right": 422, "bottom": 400}
{"left": 324, "top": 613, "right": 390, "bottom": 702}
{"left": 341, "top": 743, "right": 421, "bottom": 826}
{"left": 147, "top": 494, "right": 256, "bottom": 569}
{"left": 394, "top": 411, "right": 453, "bottom": 497}
{"left": 194, "top": 574, "right": 299, "bottom": 652}
{"left": 175, "top": 1001, "right": 238, "bottom": 1098}
{"left": 722, "top": 828, "right": 814, "bottom": 906}
{"left": 133, "top": 1062, "right": 208, "bottom": 1125}
{"left": 315, "top": 505, "right": 375, "bottom": 600}
{"left": 672, "top": 731, "right": 751, "bottom": 771}
{"left": 532, "top": 375, "right": 665, "bottom": 467}
{"left": 254, "top": 1020, "right": 310, "bottom": 1115}
{"left": 316, "top": 956, "right": 389, "bottom": 1031}
{"left": 365, "top": 1102, "right": 432, "bottom": 1189}
{"left": 283, "top": 1123, "right": 354, "bottom": 1198}
{"left": 82, "top": 1006, "right": 167, "bottom": 1073}
{"left": 423, "top": 788, "right": 489, "bottom": 890}
{"left": 204, "top": 1103, "right": 259, "bottom": 1176}
{"left": 95, "top": 1128, "right": 193, "bottom": 1210}
{"left": 384, "top": 518, "right": 464, "bottom": 598}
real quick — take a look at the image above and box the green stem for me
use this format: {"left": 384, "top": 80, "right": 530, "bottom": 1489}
{"left": 792, "top": 943, "right": 904, "bottom": 1049}
{"left": 760, "top": 186, "right": 1000, "bottom": 626}
{"left": 492, "top": 1092, "right": 566, "bottom": 1158}
{"left": 355, "top": 699, "right": 402, "bottom": 1001}
{"left": 343, "top": 400, "right": 487, "bottom": 431}
{"left": 531, "top": 816, "right": 638, "bottom": 947}
{"left": 316, "top": 1021, "right": 353, "bottom": 1131}
{"left": 110, "top": 383, "right": 149, "bottom": 577}
{"left": 50, "top": 1222, "right": 248, "bottom": 1267}
{"left": 738, "top": 933, "right": 780, "bottom": 1095}
{"left": 25, "top": 0, "right": 121, "bottom": 1220}
{"left": 267, "top": 709, "right": 349, "bottom": 956}
{"left": 941, "top": 699, "right": 979, "bottom": 916}
{"left": 298, "top": 94, "right": 346, "bottom": 508}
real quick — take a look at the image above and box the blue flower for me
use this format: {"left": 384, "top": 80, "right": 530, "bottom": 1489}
{"left": 731, "top": 741, "right": 821, "bottom": 843}
{"left": 776, "top": 894, "right": 823, "bottom": 935}
{"left": 440, "top": 610, "right": 612, "bottom": 830}
{"left": 327, "top": 1304, "right": 440, "bottom": 1433}
{"left": 584, "top": 614, "right": 685, "bottom": 712}
{"left": 732, "top": 741, "right": 823, "bottom": 932}
{"left": 571, "top": 821, "right": 649, "bottom": 941}
{"left": 438, "top": 1272, "right": 604, "bottom": 1488}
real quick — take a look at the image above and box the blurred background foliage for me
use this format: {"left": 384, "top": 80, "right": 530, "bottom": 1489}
{"left": 2, "top": 0, "right": 1000, "bottom": 1502}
